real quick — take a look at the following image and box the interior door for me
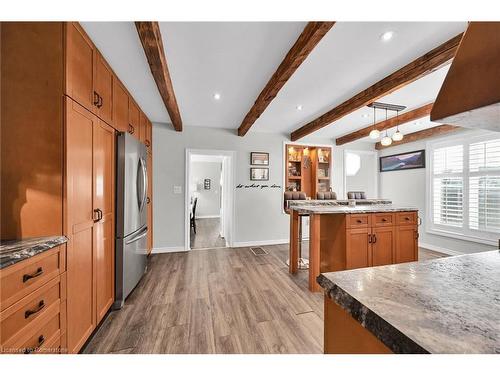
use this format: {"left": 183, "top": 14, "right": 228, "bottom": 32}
{"left": 65, "top": 97, "right": 96, "bottom": 353}
{"left": 371, "top": 227, "right": 395, "bottom": 266}
{"left": 95, "top": 53, "right": 113, "bottom": 125}
{"left": 65, "top": 23, "right": 95, "bottom": 112}
{"left": 93, "top": 119, "right": 115, "bottom": 323}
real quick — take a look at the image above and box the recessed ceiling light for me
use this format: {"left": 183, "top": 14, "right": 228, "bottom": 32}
{"left": 362, "top": 114, "right": 370, "bottom": 118}
{"left": 296, "top": 105, "right": 303, "bottom": 111}
{"left": 380, "top": 31, "right": 394, "bottom": 42}
{"left": 213, "top": 93, "right": 221, "bottom": 100}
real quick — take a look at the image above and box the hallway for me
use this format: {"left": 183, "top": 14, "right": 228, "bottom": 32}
{"left": 190, "top": 218, "right": 226, "bottom": 249}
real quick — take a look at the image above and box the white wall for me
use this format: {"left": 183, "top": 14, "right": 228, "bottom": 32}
{"left": 190, "top": 161, "right": 222, "bottom": 218}
{"left": 378, "top": 129, "right": 496, "bottom": 255}
{"left": 152, "top": 124, "right": 373, "bottom": 249}
{"left": 345, "top": 151, "right": 378, "bottom": 198}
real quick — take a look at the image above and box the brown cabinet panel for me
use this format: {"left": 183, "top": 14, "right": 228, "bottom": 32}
{"left": 372, "top": 213, "right": 394, "bottom": 227}
{"left": 397, "top": 211, "right": 417, "bottom": 226}
{"left": 139, "top": 111, "right": 147, "bottom": 143}
{"left": 65, "top": 23, "right": 95, "bottom": 111}
{"left": 371, "top": 227, "right": 395, "bottom": 266}
{"left": 145, "top": 120, "right": 153, "bottom": 152}
{"left": 64, "top": 98, "right": 96, "bottom": 353}
{"left": 396, "top": 225, "right": 418, "bottom": 263}
{"left": 147, "top": 152, "right": 153, "bottom": 254}
{"left": 346, "top": 228, "right": 371, "bottom": 270}
{"left": 112, "top": 79, "right": 129, "bottom": 132}
{"left": 94, "top": 53, "right": 113, "bottom": 124}
{"left": 128, "top": 99, "right": 140, "bottom": 139}
{"left": 348, "top": 214, "right": 370, "bottom": 228}
{"left": 93, "top": 120, "right": 115, "bottom": 322}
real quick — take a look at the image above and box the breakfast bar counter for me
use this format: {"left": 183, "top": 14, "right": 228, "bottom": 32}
{"left": 288, "top": 200, "right": 419, "bottom": 292}
{"left": 317, "top": 251, "right": 500, "bottom": 353}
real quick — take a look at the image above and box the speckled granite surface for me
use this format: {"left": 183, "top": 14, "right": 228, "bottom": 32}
{"left": 318, "top": 251, "right": 500, "bottom": 354}
{"left": 291, "top": 204, "right": 418, "bottom": 214}
{"left": 0, "top": 236, "right": 67, "bottom": 269}
{"left": 287, "top": 199, "right": 392, "bottom": 208}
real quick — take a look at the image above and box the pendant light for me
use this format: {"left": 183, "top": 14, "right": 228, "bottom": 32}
{"left": 369, "top": 106, "right": 380, "bottom": 139}
{"left": 380, "top": 109, "right": 392, "bottom": 146}
{"left": 392, "top": 110, "right": 404, "bottom": 142}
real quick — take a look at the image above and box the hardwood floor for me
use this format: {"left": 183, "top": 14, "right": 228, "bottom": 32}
{"left": 83, "top": 244, "right": 446, "bottom": 354}
{"left": 190, "top": 218, "right": 227, "bottom": 250}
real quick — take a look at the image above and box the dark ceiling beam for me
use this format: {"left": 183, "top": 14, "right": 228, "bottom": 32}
{"left": 290, "top": 33, "right": 464, "bottom": 141}
{"left": 237, "top": 22, "right": 335, "bottom": 136}
{"left": 136, "top": 21, "right": 182, "bottom": 131}
{"left": 335, "top": 103, "right": 434, "bottom": 145}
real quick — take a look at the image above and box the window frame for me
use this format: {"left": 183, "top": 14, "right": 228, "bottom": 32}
{"left": 426, "top": 131, "right": 500, "bottom": 246}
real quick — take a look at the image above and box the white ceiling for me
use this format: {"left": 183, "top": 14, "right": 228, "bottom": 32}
{"left": 80, "top": 21, "right": 467, "bottom": 141}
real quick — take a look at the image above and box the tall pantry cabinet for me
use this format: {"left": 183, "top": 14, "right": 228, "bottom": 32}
{"left": 1, "top": 22, "right": 154, "bottom": 354}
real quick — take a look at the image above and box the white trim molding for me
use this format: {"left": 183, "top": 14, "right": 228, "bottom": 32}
{"left": 232, "top": 239, "right": 289, "bottom": 248}
{"left": 196, "top": 215, "right": 221, "bottom": 219}
{"left": 418, "top": 242, "right": 465, "bottom": 256}
{"left": 151, "top": 246, "right": 188, "bottom": 254}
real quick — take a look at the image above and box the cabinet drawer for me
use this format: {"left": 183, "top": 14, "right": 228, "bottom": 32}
{"left": 1, "top": 246, "right": 65, "bottom": 311}
{"left": 16, "top": 308, "right": 61, "bottom": 354}
{"left": 1, "top": 275, "right": 63, "bottom": 346}
{"left": 348, "top": 214, "right": 370, "bottom": 228}
{"left": 397, "top": 212, "right": 417, "bottom": 225}
{"left": 372, "top": 213, "right": 394, "bottom": 227}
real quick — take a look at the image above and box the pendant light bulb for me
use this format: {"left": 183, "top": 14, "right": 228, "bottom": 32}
{"left": 391, "top": 110, "right": 403, "bottom": 141}
{"left": 369, "top": 129, "right": 381, "bottom": 139}
{"left": 381, "top": 129, "right": 392, "bottom": 146}
{"left": 392, "top": 129, "right": 403, "bottom": 141}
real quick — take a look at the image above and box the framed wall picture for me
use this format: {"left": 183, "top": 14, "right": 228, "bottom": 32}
{"left": 380, "top": 149, "right": 426, "bottom": 172}
{"left": 250, "top": 168, "right": 269, "bottom": 181}
{"left": 250, "top": 152, "right": 269, "bottom": 166}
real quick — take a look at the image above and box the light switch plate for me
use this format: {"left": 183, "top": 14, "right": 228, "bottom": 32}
{"left": 173, "top": 185, "right": 182, "bottom": 194}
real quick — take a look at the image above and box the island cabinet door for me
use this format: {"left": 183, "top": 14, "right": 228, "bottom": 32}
{"left": 395, "top": 225, "right": 418, "bottom": 263}
{"left": 371, "top": 226, "right": 395, "bottom": 266}
{"left": 346, "top": 228, "right": 371, "bottom": 269}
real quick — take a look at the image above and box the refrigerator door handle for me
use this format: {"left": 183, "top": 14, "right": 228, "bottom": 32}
{"left": 137, "top": 157, "right": 147, "bottom": 213}
{"left": 142, "top": 157, "right": 148, "bottom": 212}
{"left": 125, "top": 226, "right": 148, "bottom": 245}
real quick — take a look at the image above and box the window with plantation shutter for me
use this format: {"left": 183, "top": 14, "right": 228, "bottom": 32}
{"left": 428, "top": 133, "right": 500, "bottom": 245}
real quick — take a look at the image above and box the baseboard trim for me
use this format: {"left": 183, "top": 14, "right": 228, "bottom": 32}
{"left": 232, "top": 239, "right": 289, "bottom": 248}
{"left": 196, "top": 215, "right": 221, "bottom": 219}
{"left": 151, "top": 246, "right": 187, "bottom": 254}
{"left": 418, "top": 242, "right": 464, "bottom": 256}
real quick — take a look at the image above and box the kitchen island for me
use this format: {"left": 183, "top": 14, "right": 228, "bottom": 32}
{"left": 317, "top": 251, "right": 500, "bottom": 354}
{"left": 288, "top": 200, "right": 419, "bottom": 292}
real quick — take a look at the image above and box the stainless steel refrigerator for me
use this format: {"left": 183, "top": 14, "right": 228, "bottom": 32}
{"left": 114, "top": 132, "right": 148, "bottom": 309}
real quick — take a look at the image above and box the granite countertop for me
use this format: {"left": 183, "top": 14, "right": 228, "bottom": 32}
{"left": 317, "top": 251, "right": 500, "bottom": 354}
{"left": 287, "top": 199, "right": 392, "bottom": 208}
{"left": 291, "top": 204, "right": 418, "bottom": 214}
{"left": 0, "top": 236, "right": 68, "bottom": 269}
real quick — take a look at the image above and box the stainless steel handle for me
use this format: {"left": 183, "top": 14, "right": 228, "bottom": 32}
{"left": 125, "top": 226, "right": 148, "bottom": 245}
{"left": 137, "top": 158, "right": 147, "bottom": 212}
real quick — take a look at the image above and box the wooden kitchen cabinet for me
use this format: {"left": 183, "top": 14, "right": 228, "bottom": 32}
{"left": 93, "top": 120, "right": 115, "bottom": 323}
{"left": 139, "top": 111, "right": 147, "bottom": 143}
{"left": 315, "top": 211, "right": 418, "bottom": 287}
{"left": 65, "top": 98, "right": 96, "bottom": 353}
{"left": 145, "top": 119, "right": 153, "bottom": 152}
{"left": 65, "top": 22, "right": 95, "bottom": 113}
{"left": 65, "top": 97, "right": 116, "bottom": 353}
{"left": 147, "top": 152, "right": 153, "bottom": 254}
{"left": 346, "top": 228, "right": 371, "bottom": 269}
{"left": 371, "top": 226, "right": 395, "bottom": 266}
{"left": 112, "top": 78, "right": 129, "bottom": 132}
{"left": 94, "top": 52, "right": 113, "bottom": 125}
{"left": 396, "top": 225, "right": 418, "bottom": 264}
{"left": 128, "top": 99, "right": 140, "bottom": 139}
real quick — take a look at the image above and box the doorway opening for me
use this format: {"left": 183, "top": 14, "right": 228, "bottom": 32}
{"left": 185, "top": 149, "right": 235, "bottom": 250}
